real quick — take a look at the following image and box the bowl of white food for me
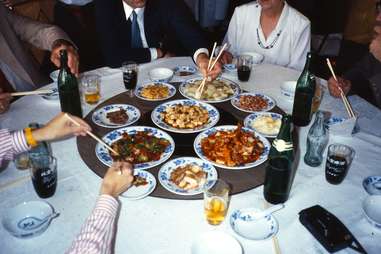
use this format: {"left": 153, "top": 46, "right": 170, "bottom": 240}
{"left": 149, "top": 67, "right": 174, "bottom": 83}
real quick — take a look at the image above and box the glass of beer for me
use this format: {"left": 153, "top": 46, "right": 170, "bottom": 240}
{"left": 325, "top": 144, "right": 355, "bottom": 185}
{"left": 204, "top": 179, "right": 230, "bottom": 225}
{"left": 237, "top": 55, "right": 253, "bottom": 82}
{"left": 81, "top": 74, "right": 101, "bottom": 105}
{"left": 122, "top": 61, "right": 138, "bottom": 97}
{"left": 29, "top": 155, "right": 57, "bottom": 198}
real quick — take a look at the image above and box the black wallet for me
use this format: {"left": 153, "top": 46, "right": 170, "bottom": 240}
{"left": 299, "top": 205, "right": 367, "bottom": 254}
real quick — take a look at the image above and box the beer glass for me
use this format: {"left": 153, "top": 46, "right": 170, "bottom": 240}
{"left": 325, "top": 144, "right": 355, "bottom": 184}
{"left": 237, "top": 55, "right": 253, "bottom": 82}
{"left": 81, "top": 74, "right": 101, "bottom": 105}
{"left": 203, "top": 179, "right": 230, "bottom": 225}
{"left": 122, "top": 61, "right": 138, "bottom": 97}
{"left": 29, "top": 155, "right": 57, "bottom": 198}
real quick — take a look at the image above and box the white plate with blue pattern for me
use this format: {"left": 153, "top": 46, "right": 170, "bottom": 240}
{"left": 135, "top": 82, "right": 176, "bottom": 101}
{"left": 121, "top": 170, "right": 156, "bottom": 200}
{"left": 151, "top": 99, "right": 220, "bottom": 134}
{"left": 363, "top": 176, "right": 381, "bottom": 195}
{"left": 158, "top": 157, "right": 218, "bottom": 195}
{"left": 173, "top": 65, "right": 197, "bottom": 76}
{"left": 92, "top": 104, "right": 141, "bottom": 128}
{"left": 230, "top": 208, "right": 279, "bottom": 240}
{"left": 244, "top": 112, "right": 283, "bottom": 138}
{"left": 95, "top": 126, "right": 175, "bottom": 169}
{"left": 194, "top": 125, "right": 270, "bottom": 170}
{"left": 231, "top": 92, "right": 276, "bottom": 113}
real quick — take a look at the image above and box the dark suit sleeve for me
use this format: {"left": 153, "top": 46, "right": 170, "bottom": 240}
{"left": 94, "top": 0, "right": 151, "bottom": 67}
{"left": 344, "top": 53, "right": 375, "bottom": 84}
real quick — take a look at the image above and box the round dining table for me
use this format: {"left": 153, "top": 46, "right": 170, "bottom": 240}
{"left": 0, "top": 57, "right": 380, "bottom": 254}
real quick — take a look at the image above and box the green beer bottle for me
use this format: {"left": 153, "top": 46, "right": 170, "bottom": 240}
{"left": 263, "top": 115, "right": 296, "bottom": 204}
{"left": 58, "top": 49, "right": 82, "bottom": 117}
{"left": 292, "top": 52, "right": 316, "bottom": 126}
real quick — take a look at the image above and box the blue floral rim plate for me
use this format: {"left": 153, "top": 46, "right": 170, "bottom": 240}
{"left": 244, "top": 112, "right": 283, "bottom": 138}
{"left": 121, "top": 170, "right": 156, "bottom": 200}
{"left": 230, "top": 208, "right": 278, "bottom": 240}
{"left": 92, "top": 104, "right": 141, "bottom": 128}
{"left": 158, "top": 157, "right": 218, "bottom": 195}
{"left": 194, "top": 125, "right": 270, "bottom": 170}
{"left": 95, "top": 126, "right": 175, "bottom": 169}
{"left": 224, "top": 64, "right": 237, "bottom": 73}
{"left": 179, "top": 77, "right": 240, "bottom": 103}
{"left": 173, "top": 65, "right": 197, "bottom": 76}
{"left": 151, "top": 99, "right": 220, "bottom": 134}
{"left": 363, "top": 176, "right": 381, "bottom": 195}
{"left": 231, "top": 92, "right": 276, "bottom": 113}
{"left": 134, "top": 82, "right": 176, "bottom": 101}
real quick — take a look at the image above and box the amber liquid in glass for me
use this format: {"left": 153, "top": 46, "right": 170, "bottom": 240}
{"left": 204, "top": 197, "right": 227, "bottom": 225}
{"left": 84, "top": 90, "right": 100, "bottom": 104}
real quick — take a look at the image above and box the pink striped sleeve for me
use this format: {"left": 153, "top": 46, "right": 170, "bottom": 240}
{"left": 0, "top": 129, "right": 29, "bottom": 166}
{"left": 66, "top": 195, "right": 119, "bottom": 254}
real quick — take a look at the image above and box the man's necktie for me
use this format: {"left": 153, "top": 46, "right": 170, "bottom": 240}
{"left": 131, "top": 10, "right": 143, "bottom": 48}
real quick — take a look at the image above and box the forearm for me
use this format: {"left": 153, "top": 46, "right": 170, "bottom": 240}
{"left": 66, "top": 195, "right": 119, "bottom": 254}
{"left": 0, "top": 129, "right": 29, "bottom": 166}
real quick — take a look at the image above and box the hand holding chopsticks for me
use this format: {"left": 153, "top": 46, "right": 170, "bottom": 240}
{"left": 326, "top": 59, "right": 355, "bottom": 118}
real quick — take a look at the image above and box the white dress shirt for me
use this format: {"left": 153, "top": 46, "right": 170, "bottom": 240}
{"left": 58, "top": 0, "right": 93, "bottom": 6}
{"left": 122, "top": 1, "right": 208, "bottom": 62}
{"left": 223, "top": 1, "right": 311, "bottom": 71}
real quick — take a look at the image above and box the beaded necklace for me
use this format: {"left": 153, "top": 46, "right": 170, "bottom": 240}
{"left": 256, "top": 28, "right": 282, "bottom": 49}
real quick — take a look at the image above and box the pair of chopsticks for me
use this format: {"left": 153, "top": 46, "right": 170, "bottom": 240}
{"left": 64, "top": 114, "right": 124, "bottom": 175}
{"left": 326, "top": 59, "right": 355, "bottom": 118}
{"left": 195, "top": 42, "right": 228, "bottom": 98}
{"left": 11, "top": 89, "right": 54, "bottom": 97}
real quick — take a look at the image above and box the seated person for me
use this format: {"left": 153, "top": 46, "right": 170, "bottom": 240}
{"left": 94, "top": 0, "right": 221, "bottom": 79}
{"left": 328, "top": 3, "right": 381, "bottom": 108}
{"left": 0, "top": 5, "right": 79, "bottom": 92}
{"left": 220, "top": 0, "right": 311, "bottom": 71}
{"left": 0, "top": 113, "right": 90, "bottom": 167}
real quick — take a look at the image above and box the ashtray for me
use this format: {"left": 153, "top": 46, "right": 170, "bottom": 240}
{"left": 2, "top": 200, "right": 59, "bottom": 238}
{"left": 191, "top": 231, "right": 242, "bottom": 254}
{"left": 230, "top": 208, "right": 279, "bottom": 240}
{"left": 362, "top": 195, "right": 381, "bottom": 229}
{"left": 363, "top": 176, "right": 381, "bottom": 195}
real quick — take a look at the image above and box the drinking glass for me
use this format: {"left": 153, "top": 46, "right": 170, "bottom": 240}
{"left": 14, "top": 152, "right": 30, "bottom": 170}
{"left": 122, "top": 61, "right": 138, "bottom": 97}
{"left": 29, "top": 155, "right": 57, "bottom": 198}
{"left": 81, "top": 74, "right": 101, "bottom": 105}
{"left": 237, "top": 55, "right": 253, "bottom": 82}
{"left": 325, "top": 144, "right": 355, "bottom": 185}
{"left": 204, "top": 179, "right": 230, "bottom": 225}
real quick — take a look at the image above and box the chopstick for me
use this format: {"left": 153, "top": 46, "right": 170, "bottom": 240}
{"left": 64, "top": 113, "right": 119, "bottom": 156}
{"left": 264, "top": 201, "right": 282, "bottom": 254}
{"left": 11, "top": 89, "right": 54, "bottom": 97}
{"left": 326, "top": 59, "right": 355, "bottom": 118}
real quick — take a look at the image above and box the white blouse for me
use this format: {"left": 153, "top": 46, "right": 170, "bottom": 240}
{"left": 223, "top": 1, "right": 311, "bottom": 71}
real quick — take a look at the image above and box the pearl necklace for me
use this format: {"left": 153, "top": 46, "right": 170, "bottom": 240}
{"left": 256, "top": 28, "right": 282, "bottom": 49}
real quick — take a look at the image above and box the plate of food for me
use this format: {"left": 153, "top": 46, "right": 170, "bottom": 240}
{"left": 244, "top": 112, "right": 282, "bottom": 138}
{"left": 151, "top": 99, "right": 220, "bottom": 134}
{"left": 231, "top": 92, "right": 276, "bottom": 113}
{"left": 95, "top": 126, "right": 175, "bottom": 169}
{"left": 135, "top": 82, "right": 176, "bottom": 101}
{"left": 179, "top": 77, "right": 240, "bottom": 103}
{"left": 173, "top": 65, "right": 197, "bottom": 76}
{"left": 194, "top": 125, "right": 270, "bottom": 170}
{"left": 158, "top": 157, "right": 218, "bottom": 195}
{"left": 92, "top": 104, "right": 141, "bottom": 128}
{"left": 121, "top": 170, "right": 156, "bottom": 200}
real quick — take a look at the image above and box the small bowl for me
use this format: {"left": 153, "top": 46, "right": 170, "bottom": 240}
{"left": 173, "top": 65, "right": 197, "bottom": 76}
{"left": 2, "top": 201, "right": 59, "bottom": 238}
{"left": 280, "top": 81, "right": 297, "bottom": 100}
{"left": 191, "top": 231, "right": 242, "bottom": 254}
{"left": 49, "top": 70, "right": 59, "bottom": 82}
{"left": 149, "top": 67, "right": 174, "bottom": 83}
{"left": 363, "top": 195, "right": 381, "bottom": 229}
{"left": 241, "top": 52, "right": 264, "bottom": 64}
{"left": 363, "top": 176, "right": 381, "bottom": 195}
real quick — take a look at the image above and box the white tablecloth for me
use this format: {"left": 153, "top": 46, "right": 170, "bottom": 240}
{"left": 0, "top": 57, "right": 380, "bottom": 254}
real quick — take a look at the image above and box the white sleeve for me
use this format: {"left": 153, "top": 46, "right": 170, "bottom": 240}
{"left": 288, "top": 21, "right": 311, "bottom": 71}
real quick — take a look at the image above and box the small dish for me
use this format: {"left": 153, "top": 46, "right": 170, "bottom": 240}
{"left": 92, "top": 104, "right": 141, "bottom": 128}
{"left": 158, "top": 157, "right": 218, "bottom": 196}
{"left": 191, "top": 231, "right": 242, "bottom": 254}
{"left": 2, "top": 201, "right": 59, "bottom": 238}
{"left": 362, "top": 195, "right": 381, "bottom": 229}
{"left": 121, "top": 170, "right": 156, "bottom": 200}
{"left": 224, "top": 64, "right": 237, "bottom": 73}
{"left": 230, "top": 207, "right": 279, "bottom": 240}
{"left": 41, "top": 87, "right": 59, "bottom": 100}
{"left": 231, "top": 92, "right": 276, "bottom": 113}
{"left": 363, "top": 176, "right": 381, "bottom": 195}
{"left": 173, "top": 65, "right": 197, "bottom": 76}
{"left": 49, "top": 70, "right": 59, "bottom": 82}
{"left": 280, "top": 81, "right": 296, "bottom": 100}
{"left": 244, "top": 112, "right": 283, "bottom": 138}
{"left": 149, "top": 67, "right": 174, "bottom": 83}
{"left": 134, "top": 82, "right": 176, "bottom": 101}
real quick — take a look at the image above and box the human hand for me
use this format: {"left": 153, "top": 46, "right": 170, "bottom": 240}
{"left": 196, "top": 53, "right": 222, "bottom": 81}
{"left": 51, "top": 40, "right": 79, "bottom": 77}
{"left": 370, "top": 35, "right": 381, "bottom": 62}
{"left": 32, "top": 112, "right": 91, "bottom": 142}
{"left": 100, "top": 162, "right": 134, "bottom": 198}
{"left": 0, "top": 91, "right": 11, "bottom": 114}
{"left": 219, "top": 51, "right": 233, "bottom": 65}
{"left": 327, "top": 76, "right": 351, "bottom": 98}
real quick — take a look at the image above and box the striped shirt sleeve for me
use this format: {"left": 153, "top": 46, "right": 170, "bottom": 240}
{"left": 0, "top": 129, "right": 29, "bottom": 167}
{"left": 66, "top": 195, "right": 119, "bottom": 254}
